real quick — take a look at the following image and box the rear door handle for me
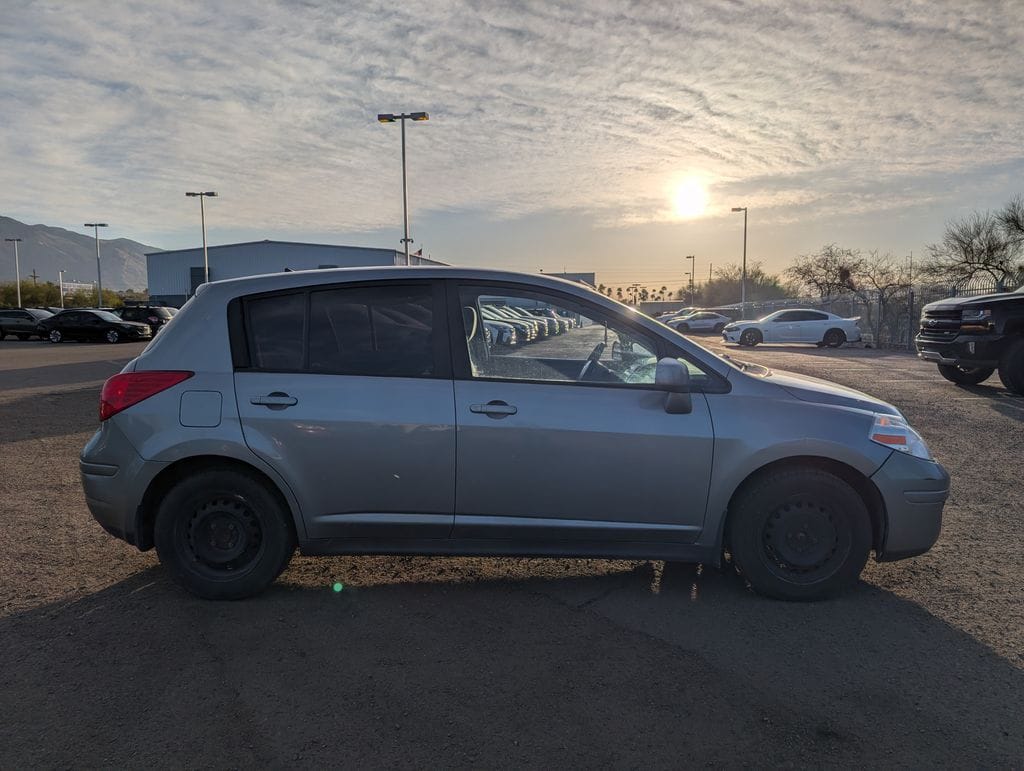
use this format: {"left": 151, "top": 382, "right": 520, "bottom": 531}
{"left": 470, "top": 400, "right": 517, "bottom": 417}
{"left": 250, "top": 392, "right": 298, "bottom": 407}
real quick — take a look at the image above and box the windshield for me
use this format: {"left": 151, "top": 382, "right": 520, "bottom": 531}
{"left": 95, "top": 311, "right": 124, "bottom": 322}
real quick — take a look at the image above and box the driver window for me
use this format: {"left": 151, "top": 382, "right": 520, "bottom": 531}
{"left": 459, "top": 287, "right": 659, "bottom": 385}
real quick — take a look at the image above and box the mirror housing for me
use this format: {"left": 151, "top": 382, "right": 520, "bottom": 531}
{"left": 655, "top": 357, "right": 692, "bottom": 414}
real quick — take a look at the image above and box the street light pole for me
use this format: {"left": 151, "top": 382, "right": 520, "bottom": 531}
{"left": 58, "top": 269, "right": 66, "bottom": 308}
{"left": 685, "top": 254, "right": 695, "bottom": 304}
{"left": 83, "top": 223, "right": 108, "bottom": 307}
{"left": 186, "top": 192, "right": 218, "bottom": 284}
{"left": 4, "top": 238, "right": 22, "bottom": 307}
{"left": 377, "top": 111, "right": 429, "bottom": 265}
{"left": 731, "top": 207, "right": 748, "bottom": 317}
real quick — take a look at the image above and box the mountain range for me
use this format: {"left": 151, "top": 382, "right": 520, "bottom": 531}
{"left": 0, "top": 216, "right": 157, "bottom": 291}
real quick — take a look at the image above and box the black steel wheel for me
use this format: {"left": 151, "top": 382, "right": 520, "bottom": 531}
{"left": 739, "top": 329, "right": 762, "bottom": 347}
{"left": 727, "top": 467, "right": 871, "bottom": 601}
{"left": 154, "top": 467, "right": 296, "bottom": 600}
{"left": 937, "top": 363, "right": 995, "bottom": 385}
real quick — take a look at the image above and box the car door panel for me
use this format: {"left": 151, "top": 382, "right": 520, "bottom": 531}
{"left": 453, "top": 378, "right": 714, "bottom": 542}
{"left": 235, "top": 373, "right": 456, "bottom": 539}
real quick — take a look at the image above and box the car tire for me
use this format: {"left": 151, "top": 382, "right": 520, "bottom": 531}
{"left": 739, "top": 329, "right": 762, "bottom": 347}
{"left": 727, "top": 467, "right": 872, "bottom": 601}
{"left": 823, "top": 329, "right": 846, "bottom": 348}
{"left": 713, "top": 323, "right": 725, "bottom": 333}
{"left": 997, "top": 337, "right": 1024, "bottom": 395}
{"left": 154, "top": 467, "right": 296, "bottom": 600}
{"left": 48, "top": 329, "right": 63, "bottom": 343}
{"left": 937, "top": 363, "right": 995, "bottom": 386}
{"left": 676, "top": 323, "right": 690, "bottom": 332}
{"left": 105, "top": 329, "right": 120, "bottom": 344}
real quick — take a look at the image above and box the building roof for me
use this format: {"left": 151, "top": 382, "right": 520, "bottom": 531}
{"left": 145, "top": 240, "right": 403, "bottom": 258}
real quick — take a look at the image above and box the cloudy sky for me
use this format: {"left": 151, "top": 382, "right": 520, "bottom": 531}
{"left": 2, "top": 0, "right": 1022, "bottom": 288}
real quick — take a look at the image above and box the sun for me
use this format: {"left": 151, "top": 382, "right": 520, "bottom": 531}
{"left": 671, "top": 178, "right": 709, "bottom": 219}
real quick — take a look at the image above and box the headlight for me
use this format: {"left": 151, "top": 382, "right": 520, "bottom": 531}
{"left": 869, "top": 413, "right": 932, "bottom": 460}
{"left": 961, "top": 308, "right": 991, "bottom": 321}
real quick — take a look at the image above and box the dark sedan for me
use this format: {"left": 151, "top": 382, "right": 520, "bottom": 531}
{"left": 41, "top": 309, "right": 152, "bottom": 344}
{"left": 0, "top": 308, "right": 53, "bottom": 340}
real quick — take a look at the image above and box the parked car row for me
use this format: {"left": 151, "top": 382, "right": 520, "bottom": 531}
{"left": 479, "top": 302, "right": 577, "bottom": 348}
{"left": 0, "top": 303, "right": 178, "bottom": 343}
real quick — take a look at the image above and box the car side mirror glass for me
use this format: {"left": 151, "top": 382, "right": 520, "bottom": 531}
{"left": 655, "top": 357, "right": 692, "bottom": 414}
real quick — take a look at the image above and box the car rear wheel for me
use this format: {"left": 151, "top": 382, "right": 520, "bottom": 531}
{"left": 713, "top": 323, "right": 725, "bottom": 333}
{"left": 105, "top": 329, "right": 120, "bottom": 344}
{"left": 48, "top": 330, "right": 63, "bottom": 343}
{"left": 727, "top": 467, "right": 871, "bottom": 601}
{"left": 154, "top": 467, "right": 296, "bottom": 600}
{"left": 997, "top": 337, "right": 1024, "bottom": 395}
{"left": 739, "top": 329, "right": 762, "bottom": 346}
{"left": 937, "top": 363, "right": 995, "bottom": 385}
{"left": 823, "top": 328, "right": 846, "bottom": 348}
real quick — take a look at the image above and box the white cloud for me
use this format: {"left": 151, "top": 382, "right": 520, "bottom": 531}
{"left": 0, "top": 0, "right": 1022, "bottom": 244}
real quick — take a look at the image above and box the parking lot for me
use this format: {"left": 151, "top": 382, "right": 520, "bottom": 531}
{"left": 1, "top": 336, "right": 1022, "bottom": 766}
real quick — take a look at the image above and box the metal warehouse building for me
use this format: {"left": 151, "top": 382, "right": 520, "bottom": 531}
{"left": 146, "top": 240, "right": 446, "bottom": 307}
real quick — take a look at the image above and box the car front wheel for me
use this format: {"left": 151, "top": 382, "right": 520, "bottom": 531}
{"left": 154, "top": 467, "right": 296, "bottom": 600}
{"left": 48, "top": 330, "right": 63, "bottom": 343}
{"left": 937, "top": 363, "right": 995, "bottom": 385}
{"left": 105, "top": 330, "right": 120, "bottom": 344}
{"left": 739, "top": 329, "right": 762, "bottom": 346}
{"left": 727, "top": 467, "right": 872, "bottom": 601}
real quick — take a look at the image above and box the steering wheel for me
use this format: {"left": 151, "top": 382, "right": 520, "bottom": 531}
{"left": 578, "top": 342, "right": 606, "bottom": 381}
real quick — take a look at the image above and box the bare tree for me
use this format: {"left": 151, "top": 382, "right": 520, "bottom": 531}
{"left": 786, "top": 244, "right": 864, "bottom": 299}
{"left": 925, "top": 205, "right": 1023, "bottom": 288}
{"left": 846, "top": 251, "right": 912, "bottom": 340}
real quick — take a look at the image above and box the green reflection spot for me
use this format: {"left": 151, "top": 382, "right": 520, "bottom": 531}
{"left": 332, "top": 582, "right": 344, "bottom": 593}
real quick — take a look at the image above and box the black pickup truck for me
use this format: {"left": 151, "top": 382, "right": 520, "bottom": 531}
{"left": 916, "top": 288, "right": 1024, "bottom": 394}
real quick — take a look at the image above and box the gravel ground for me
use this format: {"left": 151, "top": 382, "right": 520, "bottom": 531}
{"left": 1, "top": 337, "right": 1022, "bottom": 767}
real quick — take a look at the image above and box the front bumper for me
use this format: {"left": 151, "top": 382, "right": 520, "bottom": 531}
{"left": 722, "top": 330, "right": 742, "bottom": 343}
{"left": 915, "top": 333, "right": 1003, "bottom": 368}
{"left": 870, "top": 450, "right": 950, "bottom": 561}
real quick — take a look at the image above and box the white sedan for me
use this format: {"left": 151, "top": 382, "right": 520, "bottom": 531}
{"left": 722, "top": 309, "right": 862, "bottom": 347}
{"left": 666, "top": 311, "right": 733, "bottom": 334}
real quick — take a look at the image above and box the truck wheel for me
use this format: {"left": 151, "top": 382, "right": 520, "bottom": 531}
{"left": 727, "top": 467, "right": 871, "bottom": 601}
{"left": 937, "top": 363, "right": 995, "bottom": 385}
{"left": 997, "top": 338, "right": 1024, "bottom": 395}
{"left": 154, "top": 467, "right": 296, "bottom": 600}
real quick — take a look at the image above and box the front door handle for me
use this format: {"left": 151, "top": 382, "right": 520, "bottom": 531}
{"left": 470, "top": 400, "right": 517, "bottom": 418}
{"left": 250, "top": 392, "right": 298, "bottom": 408}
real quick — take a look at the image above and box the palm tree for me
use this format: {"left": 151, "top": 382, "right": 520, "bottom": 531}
{"left": 615, "top": 287, "right": 623, "bottom": 299}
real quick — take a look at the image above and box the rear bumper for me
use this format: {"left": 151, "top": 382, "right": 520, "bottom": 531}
{"left": 870, "top": 451, "right": 950, "bottom": 561}
{"left": 80, "top": 423, "right": 166, "bottom": 549}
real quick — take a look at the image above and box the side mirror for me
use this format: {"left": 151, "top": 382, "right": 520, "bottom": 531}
{"left": 655, "top": 357, "right": 692, "bottom": 414}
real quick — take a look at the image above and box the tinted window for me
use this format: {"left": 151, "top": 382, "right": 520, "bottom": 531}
{"left": 27, "top": 309, "right": 52, "bottom": 319}
{"left": 247, "top": 293, "right": 305, "bottom": 370}
{"left": 308, "top": 285, "right": 434, "bottom": 377}
{"left": 773, "top": 311, "right": 799, "bottom": 321}
{"left": 802, "top": 311, "right": 828, "bottom": 321}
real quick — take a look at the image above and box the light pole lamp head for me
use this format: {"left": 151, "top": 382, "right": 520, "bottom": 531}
{"left": 409, "top": 112, "right": 429, "bottom": 121}
{"left": 84, "top": 223, "right": 107, "bottom": 228}
{"left": 731, "top": 207, "right": 746, "bottom": 213}
{"left": 4, "top": 237, "right": 22, "bottom": 242}
{"left": 377, "top": 113, "right": 397, "bottom": 123}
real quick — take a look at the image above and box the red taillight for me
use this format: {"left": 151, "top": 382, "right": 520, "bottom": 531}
{"left": 100, "top": 371, "right": 194, "bottom": 421}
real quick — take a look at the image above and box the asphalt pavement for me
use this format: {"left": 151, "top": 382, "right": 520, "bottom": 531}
{"left": 1, "top": 336, "right": 1022, "bottom": 767}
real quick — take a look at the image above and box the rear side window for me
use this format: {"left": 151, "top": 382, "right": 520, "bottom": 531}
{"left": 237, "top": 282, "right": 440, "bottom": 377}
{"left": 246, "top": 293, "right": 305, "bottom": 370}
{"left": 309, "top": 286, "right": 434, "bottom": 377}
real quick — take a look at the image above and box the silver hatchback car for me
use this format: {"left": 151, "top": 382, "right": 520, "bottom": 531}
{"left": 80, "top": 267, "right": 949, "bottom": 601}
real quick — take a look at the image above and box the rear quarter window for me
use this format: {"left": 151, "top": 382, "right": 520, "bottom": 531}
{"left": 245, "top": 293, "right": 306, "bottom": 370}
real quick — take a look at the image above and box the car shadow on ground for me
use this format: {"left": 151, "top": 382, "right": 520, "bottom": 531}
{"left": 1, "top": 560, "right": 1021, "bottom": 767}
